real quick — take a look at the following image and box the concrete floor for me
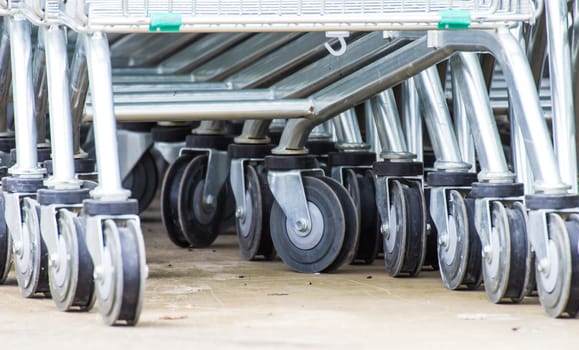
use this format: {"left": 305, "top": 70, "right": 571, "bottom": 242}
{"left": 0, "top": 199, "right": 577, "bottom": 349}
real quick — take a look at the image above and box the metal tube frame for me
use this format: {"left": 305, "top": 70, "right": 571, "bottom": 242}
{"left": 43, "top": 25, "right": 81, "bottom": 190}
{"left": 83, "top": 31, "right": 129, "bottom": 200}
{"left": 8, "top": 15, "right": 43, "bottom": 178}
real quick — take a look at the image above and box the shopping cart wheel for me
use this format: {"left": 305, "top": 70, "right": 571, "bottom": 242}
{"left": 318, "top": 175, "right": 359, "bottom": 272}
{"left": 270, "top": 175, "right": 345, "bottom": 273}
{"left": 344, "top": 169, "right": 380, "bottom": 265}
{"left": 178, "top": 155, "right": 225, "bottom": 247}
{"left": 483, "top": 201, "right": 531, "bottom": 303}
{"left": 438, "top": 190, "right": 482, "bottom": 290}
{"left": 236, "top": 164, "right": 275, "bottom": 261}
{"left": 383, "top": 180, "right": 426, "bottom": 277}
{"left": 14, "top": 198, "right": 49, "bottom": 297}
{"left": 536, "top": 213, "right": 579, "bottom": 318}
{"left": 423, "top": 188, "right": 439, "bottom": 271}
{"left": 49, "top": 210, "right": 95, "bottom": 311}
{"left": 123, "top": 150, "right": 158, "bottom": 214}
{"left": 96, "top": 219, "right": 145, "bottom": 326}
{"left": 0, "top": 195, "right": 11, "bottom": 284}
{"left": 160, "top": 154, "right": 194, "bottom": 248}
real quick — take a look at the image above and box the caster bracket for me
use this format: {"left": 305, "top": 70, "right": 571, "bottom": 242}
{"left": 181, "top": 147, "right": 230, "bottom": 209}
{"left": 375, "top": 175, "right": 423, "bottom": 235}
{"left": 267, "top": 169, "right": 323, "bottom": 235}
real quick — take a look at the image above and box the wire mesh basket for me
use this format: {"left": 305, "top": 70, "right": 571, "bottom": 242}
{"left": 56, "top": 0, "right": 540, "bottom": 33}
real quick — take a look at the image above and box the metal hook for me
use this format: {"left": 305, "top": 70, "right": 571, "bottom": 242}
{"left": 324, "top": 32, "right": 349, "bottom": 57}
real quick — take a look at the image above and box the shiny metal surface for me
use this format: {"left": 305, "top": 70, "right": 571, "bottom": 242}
{"left": 545, "top": 0, "right": 577, "bottom": 193}
{"left": 430, "top": 29, "right": 568, "bottom": 194}
{"left": 43, "top": 25, "right": 81, "bottom": 189}
{"left": 415, "top": 66, "right": 469, "bottom": 171}
{"left": 69, "top": 36, "right": 89, "bottom": 155}
{"left": 83, "top": 32, "right": 129, "bottom": 200}
{"left": 8, "top": 16, "right": 43, "bottom": 177}
{"left": 450, "top": 53, "right": 514, "bottom": 182}
{"left": 0, "top": 19, "right": 11, "bottom": 134}
{"left": 370, "top": 89, "right": 409, "bottom": 157}
{"left": 401, "top": 78, "right": 422, "bottom": 161}
{"left": 332, "top": 109, "right": 367, "bottom": 150}
{"left": 32, "top": 28, "right": 47, "bottom": 145}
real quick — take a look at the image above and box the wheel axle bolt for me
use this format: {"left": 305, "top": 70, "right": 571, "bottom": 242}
{"left": 93, "top": 266, "right": 103, "bottom": 281}
{"left": 380, "top": 224, "right": 389, "bottom": 237}
{"left": 49, "top": 254, "right": 59, "bottom": 268}
{"left": 204, "top": 195, "right": 215, "bottom": 207}
{"left": 235, "top": 208, "right": 245, "bottom": 219}
{"left": 295, "top": 219, "right": 309, "bottom": 232}
{"left": 482, "top": 245, "right": 493, "bottom": 261}
{"left": 538, "top": 259, "right": 550, "bottom": 274}
{"left": 13, "top": 242, "right": 22, "bottom": 257}
{"left": 438, "top": 235, "right": 448, "bottom": 247}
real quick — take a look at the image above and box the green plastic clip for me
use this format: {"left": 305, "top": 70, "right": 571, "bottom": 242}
{"left": 438, "top": 10, "right": 471, "bottom": 30}
{"left": 149, "top": 12, "right": 182, "bottom": 32}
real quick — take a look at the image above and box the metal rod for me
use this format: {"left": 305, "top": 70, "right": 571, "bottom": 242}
{"left": 451, "top": 56, "right": 476, "bottom": 172}
{"left": 332, "top": 108, "right": 365, "bottom": 146}
{"left": 431, "top": 29, "right": 568, "bottom": 193}
{"left": 70, "top": 35, "right": 89, "bottom": 155}
{"left": 83, "top": 32, "right": 128, "bottom": 200}
{"left": 415, "top": 66, "right": 469, "bottom": 170}
{"left": 32, "top": 28, "right": 48, "bottom": 145}
{"left": 370, "top": 89, "right": 409, "bottom": 155}
{"left": 450, "top": 52, "right": 513, "bottom": 182}
{"left": 273, "top": 36, "right": 455, "bottom": 154}
{"left": 43, "top": 26, "right": 79, "bottom": 189}
{"left": 545, "top": 0, "right": 577, "bottom": 193}
{"left": 401, "top": 77, "right": 422, "bottom": 161}
{"left": 0, "top": 19, "right": 10, "bottom": 134}
{"left": 8, "top": 16, "right": 42, "bottom": 177}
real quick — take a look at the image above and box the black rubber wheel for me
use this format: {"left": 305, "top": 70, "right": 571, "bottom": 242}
{"left": 49, "top": 210, "right": 95, "bottom": 311}
{"left": 178, "top": 155, "right": 226, "bottom": 247}
{"left": 423, "top": 188, "right": 439, "bottom": 271}
{"left": 160, "top": 155, "right": 194, "bottom": 247}
{"left": 96, "top": 219, "right": 145, "bottom": 326}
{"left": 536, "top": 213, "right": 579, "bottom": 318}
{"left": 14, "top": 198, "right": 49, "bottom": 297}
{"left": 437, "top": 190, "right": 481, "bottom": 290}
{"left": 383, "top": 180, "right": 426, "bottom": 277}
{"left": 0, "top": 195, "right": 11, "bottom": 284}
{"left": 344, "top": 169, "right": 380, "bottom": 265}
{"left": 318, "top": 175, "right": 359, "bottom": 272}
{"left": 483, "top": 201, "right": 531, "bottom": 303}
{"left": 270, "top": 176, "right": 345, "bottom": 273}
{"left": 236, "top": 164, "right": 275, "bottom": 261}
{"left": 123, "top": 150, "right": 159, "bottom": 214}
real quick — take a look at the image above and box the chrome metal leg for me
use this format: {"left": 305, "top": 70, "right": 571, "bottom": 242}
{"left": 545, "top": 0, "right": 577, "bottom": 193}
{"left": 450, "top": 53, "right": 514, "bottom": 182}
{"left": 32, "top": 30, "right": 48, "bottom": 146}
{"left": 332, "top": 108, "right": 368, "bottom": 151}
{"left": 70, "top": 36, "right": 89, "bottom": 156}
{"left": 364, "top": 100, "right": 381, "bottom": 155}
{"left": 0, "top": 19, "right": 11, "bottom": 135}
{"left": 235, "top": 120, "right": 272, "bottom": 144}
{"left": 430, "top": 30, "right": 568, "bottom": 194}
{"left": 401, "top": 78, "right": 422, "bottom": 162}
{"left": 414, "top": 66, "right": 469, "bottom": 171}
{"left": 192, "top": 120, "right": 226, "bottom": 135}
{"left": 83, "top": 32, "right": 129, "bottom": 200}
{"left": 370, "top": 89, "right": 412, "bottom": 159}
{"left": 43, "top": 26, "right": 80, "bottom": 189}
{"left": 8, "top": 16, "right": 42, "bottom": 178}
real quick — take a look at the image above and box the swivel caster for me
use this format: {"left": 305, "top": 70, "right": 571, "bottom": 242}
{"left": 382, "top": 180, "right": 426, "bottom": 277}
{"left": 46, "top": 209, "right": 95, "bottom": 311}
{"left": 0, "top": 195, "right": 11, "bottom": 284}
{"left": 270, "top": 175, "right": 346, "bottom": 273}
{"left": 11, "top": 197, "right": 49, "bottom": 297}
{"left": 123, "top": 150, "right": 159, "bottom": 214}
{"left": 482, "top": 201, "right": 531, "bottom": 303}
{"left": 160, "top": 154, "right": 194, "bottom": 247}
{"left": 536, "top": 213, "right": 579, "bottom": 318}
{"left": 88, "top": 217, "right": 146, "bottom": 326}
{"left": 343, "top": 169, "right": 380, "bottom": 265}
{"left": 177, "top": 154, "right": 228, "bottom": 247}
{"left": 437, "top": 190, "right": 482, "bottom": 290}
{"left": 235, "top": 164, "right": 275, "bottom": 261}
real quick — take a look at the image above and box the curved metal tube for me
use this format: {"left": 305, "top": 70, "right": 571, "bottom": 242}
{"left": 431, "top": 29, "right": 567, "bottom": 193}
